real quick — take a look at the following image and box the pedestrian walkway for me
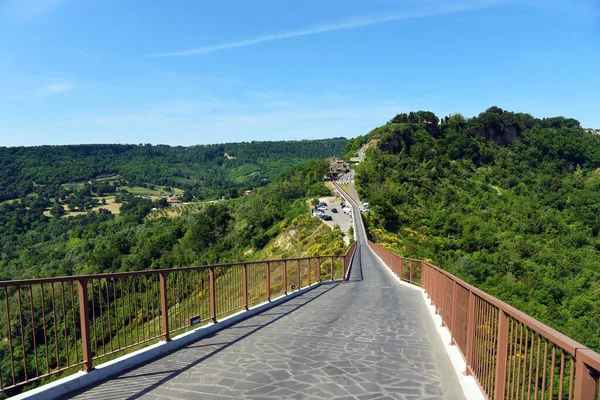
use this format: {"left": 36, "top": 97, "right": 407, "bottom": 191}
{"left": 65, "top": 237, "right": 465, "bottom": 400}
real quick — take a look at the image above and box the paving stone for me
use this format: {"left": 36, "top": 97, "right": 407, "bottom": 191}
{"left": 64, "top": 238, "right": 466, "bottom": 400}
{"left": 215, "top": 378, "right": 238, "bottom": 388}
{"left": 245, "top": 384, "right": 278, "bottom": 395}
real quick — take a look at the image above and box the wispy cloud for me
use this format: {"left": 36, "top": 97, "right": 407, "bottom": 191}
{"left": 149, "top": 0, "right": 510, "bottom": 57}
{"left": 40, "top": 82, "right": 74, "bottom": 95}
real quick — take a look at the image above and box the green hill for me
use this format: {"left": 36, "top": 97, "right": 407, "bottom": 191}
{"left": 0, "top": 138, "right": 347, "bottom": 202}
{"left": 0, "top": 140, "right": 347, "bottom": 281}
{"left": 353, "top": 107, "right": 600, "bottom": 351}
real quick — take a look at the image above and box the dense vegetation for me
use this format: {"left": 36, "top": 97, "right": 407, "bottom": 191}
{"left": 0, "top": 140, "right": 347, "bottom": 282}
{"left": 0, "top": 138, "right": 350, "bottom": 395}
{"left": 0, "top": 139, "right": 347, "bottom": 202}
{"left": 352, "top": 107, "right": 600, "bottom": 351}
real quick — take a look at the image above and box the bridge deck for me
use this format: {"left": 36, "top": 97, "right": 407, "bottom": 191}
{"left": 65, "top": 242, "right": 465, "bottom": 400}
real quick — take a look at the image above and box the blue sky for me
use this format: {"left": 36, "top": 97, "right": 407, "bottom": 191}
{"left": 0, "top": 0, "right": 598, "bottom": 146}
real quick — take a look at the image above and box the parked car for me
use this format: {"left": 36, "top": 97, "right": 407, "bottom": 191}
{"left": 331, "top": 208, "right": 338, "bottom": 213}
{"left": 321, "top": 215, "right": 333, "bottom": 221}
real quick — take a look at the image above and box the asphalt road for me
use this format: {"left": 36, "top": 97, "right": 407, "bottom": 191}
{"left": 318, "top": 200, "right": 352, "bottom": 244}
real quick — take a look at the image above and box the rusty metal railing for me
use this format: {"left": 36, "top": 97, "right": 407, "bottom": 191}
{"left": 0, "top": 242, "right": 357, "bottom": 394}
{"left": 369, "top": 240, "right": 600, "bottom": 400}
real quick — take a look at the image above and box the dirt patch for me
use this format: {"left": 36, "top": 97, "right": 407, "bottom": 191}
{"left": 100, "top": 201, "right": 122, "bottom": 214}
{"left": 43, "top": 197, "right": 122, "bottom": 218}
{"left": 489, "top": 185, "right": 502, "bottom": 196}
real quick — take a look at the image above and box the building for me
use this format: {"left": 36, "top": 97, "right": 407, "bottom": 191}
{"left": 167, "top": 197, "right": 182, "bottom": 206}
{"left": 329, "top": 158, "right": 348, "bottom": 173}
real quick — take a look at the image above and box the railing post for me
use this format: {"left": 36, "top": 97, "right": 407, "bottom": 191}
{"left": 209, "top": 267, "right": 216, "bottom": 323}
{"left": 424, "top": 262, "right": 428, "bottom": 291}
{"left": 429, "top": 264, "right": 433, "bottom": 296}
{"left": 266, "top": 262, "right": 271, "bottom": 301}
{"left": 450, "top": 280, "right": 458, "bottom": 344}
{"left": 409, "top": 259, "right": 413, "bottom": 284}
{"left": 316, "top": 257, "right": 321, "bottom": 282}
{"left": 441, "top": 273, "right": 447, "bottom": 324}
{"left": 574, "top": 352, "right": 599, "bottom": 400}
{"left": 421, "top": 261, "right": 426, "bottom": 294}
{"left": 465, "top": 290, "right": 476, "bottom": 374}
{"left": 400, "top": 258, "right": 404, "bottom": 281}
{"left": 159, "top": 272, "right": 170, "bottom": 341}
{"left": 330, "top": 256, "right": 334, "bottom": 281}
{"left": 242, "top": 264, "right": 248, "bottom": 310}
{"left": 283, "top": 261, "right": 288, "bottom": 295}
{"left": 297, "top": 259, "right": 301, "bottom": 289}
{"left": 435, "top": 271, "right": 444, "bottom": 312}
{"left": 494, "top": 310, "right": 510, "bottom": 400}
{"left": 77, "top": 278, "right": 93, "bottom": 372}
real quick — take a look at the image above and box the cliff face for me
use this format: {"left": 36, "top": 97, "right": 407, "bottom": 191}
{"left": 472, "top": 106, "right": 524, "bottom": 146}
{"left": 377, "top": 123, "right": 414, "bottom": 155}
{"left": 378, "top": 116, "right": 522, "bottom": 154}
{"left": 478, "top": 123, "right": 521, "bottom": 146}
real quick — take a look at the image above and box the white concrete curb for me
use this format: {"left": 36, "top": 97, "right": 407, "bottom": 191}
{"left": 331, "top": 183, "right": 358, "bottom": 282}
{"left": 368, "top": 247, "right": 485, "bottom": 400}
{"left": 13, "top": 283, "right": 322, "bottom": 400}
{"left": 343, "top": 244, "right": 357, "bottom": 281}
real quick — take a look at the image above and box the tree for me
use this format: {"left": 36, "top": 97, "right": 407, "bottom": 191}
{"left": 356, "top": 106, "right": 600, "bottom": 352}
{"left": 50, "top": 203, "right": 65, "bottom": 217}
{"left": 181, "top": 190, "right": 193, "bottom": 202}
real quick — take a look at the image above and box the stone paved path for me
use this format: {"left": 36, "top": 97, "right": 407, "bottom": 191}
{"left": 66, "top": 209, "right": 465, "bottom": 400}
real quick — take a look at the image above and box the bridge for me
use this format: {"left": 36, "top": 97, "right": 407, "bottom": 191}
{"left": 2, "top": 186, "right": 599, "bottom": 399}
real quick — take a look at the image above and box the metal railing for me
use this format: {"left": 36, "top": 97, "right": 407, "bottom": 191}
{"left": 0, "top": 241, "right": 357, "bottom": 394}
{"left": 369, "top": 240, "right": 600, "bottom": 400}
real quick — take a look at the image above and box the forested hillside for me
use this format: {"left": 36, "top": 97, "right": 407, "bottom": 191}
{"left": 0, "top": 139, "right": 346, "bottom": 282}
{"left": 0, "top": 139, "right": 347, "bottom": 202}
{"left": 352, "top": 107, "right": 600, "bottom": 351}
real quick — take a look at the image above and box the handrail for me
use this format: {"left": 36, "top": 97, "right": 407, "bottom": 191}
{"left": 0, "top": 244, "right": 358, "bottom": 394}
{"left": 368, "top": 240, "right": 600, "bottom": 400}
{"left": 0, "top": 252, "right": 352, "bottom": 287}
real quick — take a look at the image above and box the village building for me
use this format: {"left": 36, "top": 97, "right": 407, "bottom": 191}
{"left": 329, "top": 157, "right": 348, "bottom": 174}
{"left": 167, "top": 196, "right": 182, "bottom": 206}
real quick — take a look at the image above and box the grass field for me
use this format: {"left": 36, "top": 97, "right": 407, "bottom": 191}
{"left": 121, "top": 186, "right": 184, "bottom": 196}
{"left": 42, "top": 196, "right": 122, "bottom": 218}
{"left": 149, "top": 202, "right": 209, "bottom": 218}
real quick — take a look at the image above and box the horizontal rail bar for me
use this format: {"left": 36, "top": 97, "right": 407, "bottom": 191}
{"left": 0, "top": 252, "right": 354, "bottom": 287}
{"left": 368, "top": 239, "right": 600, "bottom": 399}
{"left": 0, "top": 361, "right": 86, "bottom": 392}
{"left": 0, "top": 245, "right": 359, "bottom": 396}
